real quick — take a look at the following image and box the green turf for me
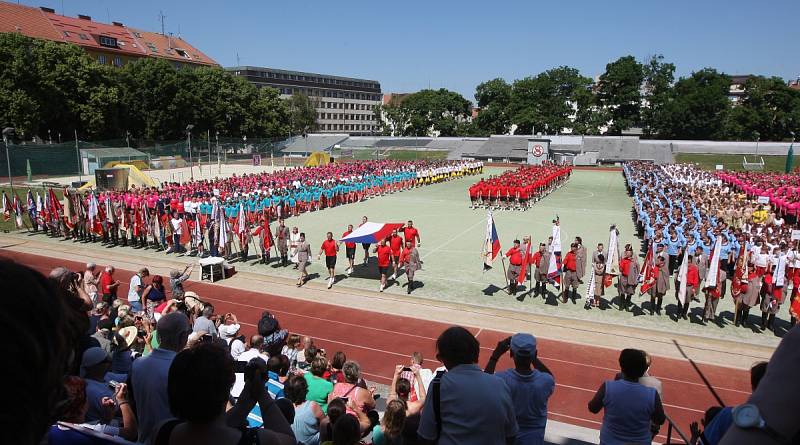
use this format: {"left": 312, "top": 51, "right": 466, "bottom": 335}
{"left": 0, "top": 185, "right": 60, "bottom": 232}
{"left": 675, "top": 153, "right": 798, "bottom": 172}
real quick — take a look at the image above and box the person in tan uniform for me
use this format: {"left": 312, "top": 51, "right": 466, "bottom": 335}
{"left": 575, "top": 236, "right": 587, "bottom": 284}
{"left": 648, "top": 256, "right": 670, "bottom": 315}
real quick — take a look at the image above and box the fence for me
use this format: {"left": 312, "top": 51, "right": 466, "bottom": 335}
{"left": 0, "top": 136, "right": 289, "bottom": 178}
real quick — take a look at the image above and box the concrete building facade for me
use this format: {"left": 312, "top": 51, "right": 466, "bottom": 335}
{"left": 227, "top": 66, "right": 382, "bottom": 136}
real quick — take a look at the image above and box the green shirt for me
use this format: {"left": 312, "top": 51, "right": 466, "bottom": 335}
{"left": 304, "top": 373, "right": 333, "bottom": 413}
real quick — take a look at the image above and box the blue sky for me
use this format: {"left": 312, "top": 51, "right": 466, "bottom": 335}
{"left": 24, "top": 0, "right": 800, "bottom": 101}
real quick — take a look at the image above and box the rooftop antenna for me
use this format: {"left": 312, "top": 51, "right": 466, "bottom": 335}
{"left": 168, "top": 32, "right": 173, "bottom": 49}
{"left": 177, "top": 24, "right": 181, "bottom": 40}
{"left": 159, "top": 10, "right": 166, "bottom": 36}
{"left": 106, "top": 7, "right": 110, "bottom": 23}
{"left": 236, "top": 52, "right": 240, "bottom": 67}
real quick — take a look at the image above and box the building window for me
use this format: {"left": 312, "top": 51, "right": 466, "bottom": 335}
{"left": 98, "top": 54, "right": 107, "bottom": 65}
{"left": 99, "top": 36, "right": 118, "bottom": 48}
{"left": 113, "top": 56, "right": 123, "bottom": 67}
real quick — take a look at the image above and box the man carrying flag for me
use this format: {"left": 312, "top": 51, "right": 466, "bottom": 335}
{"left": 618, "top": 245, "right": 640, "bottom": 311}
{"left": 546, "top": 218, "right": 562, "bottom": 291}
{"left": 561, "top": 243, "right": 580, "bottom": 304}
{"left": 236, "top": 202, "right": 249, "bottom": 261}
{"left": 505, "top": 239, "right": 523, "bottom": 296}
{"left": 532, "top": 243, "right": 551, "bottom": 298}
{"left": 702, "top": 237, "right": 725, "bottom": 324}
{"left": 482, "top": 211, "right": 501, "bottom": 271}
{"left": 604, "top": 225, "right": 620, "bottom": 288}
{"left": 516, "top": 235, "right": 532, "bottom": 300}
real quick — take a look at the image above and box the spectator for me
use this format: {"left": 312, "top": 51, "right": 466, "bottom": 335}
{"left": 169, "top": 266, "right": 192, "bottom": 300}
{"left": 325, "top": 414, "right": 361, "bottom": 445}
{"left": 324, "top": 351, "right": 347, "bottom": 384}
{"left": 83, "top": 262, "right": 100, "bottom": 304}
{"left": 306, "top": 357, "right": 335, "bottom": 414}
{"left": 155, "top": 343, "right": 296, "bottom": 445}
{"left": 220, "top": 313, "right": 246, "bottom": 359}
{"left": 485, "top": 333, "right": 555, "bottom": 445}
{"left": 193, "top": 304, "right": 218, "bottom": 337}
{"left": 247, "top": 356, "right": 288, "bottom": 427}
{"left": 88, "top": 302, "right": 108, "bottom": 334}
{"left": 239, "top": 335, "right": 270, "bottom": 363}
{"left": 282, "top": 333, "right": 302, "bottom": 370}
{"left": 327, "top": 360, "right": 376, "bottom": 433}
{"left": 285, "top": 374, "right": 325, "bottom": 445}
{"left": 79, "top": 347, "right": 116, "bottom": 423}
{"left": 50, "top": 266, "right": 94, "bottom": 312}
{"left": 689, "top": 406, "right": 724, "bottom": 445}
{"left": 588, "top": 348, "right": 666, "bottom": 445}
{"left": 410, "top": 352, "right": 433, "bottom": 399}
{"left": 144, "top": 275, "right": 168, "bottom": 322}
{"left": 718, "top": 327, "right": 800, "bottom": 444}
{"left": 296, "top": 336, "right": 314, "bottom": 368}
{"left": 388, "top": 365, "right": 426, "bottom": 416}
{"left": 257, "top": 311, "right": 288, "bottom": 357}
{"left": 99, "top": 266, "right": 121, "bottom": 305}
{"left": 319, "top": 399, "right": 346, "bottom": 443}
{"left": 127, "top": 267, "right": 149, "bottom": 313}
{"left": 372, "top": 399, "right": 406, "bottom": 445}
{"left": 417, "top": 326, "right": 518, "bottom": 445}
{"left": 48, "top": 376, "right": 138, "bottom": 443}
{"left": 90, "top": 318, "right": 122, "bottom": 357}
{"left": 701, "top": 361, "right": 769, "bottom": 444}
{"left": 2, "top": 260, "right": 73, "bottom": 445}
{"left": 112, "top": 326, "right": 138, "bottom": 374}
{"left": 128, "top": 312, "right": 191, "bottom": 444}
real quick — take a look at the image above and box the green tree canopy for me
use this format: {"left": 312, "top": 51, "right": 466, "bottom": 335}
{"left": 657, "top": 69, "right": 731, "bottom": 140}
{"left": 508, "top": 66, "right": 593, "bottom": 135}
{"left": 724, "top": 76, "right": 800, "bottom": 141}
{"left": 595, "top": 55, "right": 645, "bottom": 135}
{"left": 473, "top": 78, "right": 512, "bottom": 135}
{"left": 383, "top": 89, "right": 472, "bottom": 137}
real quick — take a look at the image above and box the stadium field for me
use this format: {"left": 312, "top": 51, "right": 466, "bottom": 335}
{"left": 675, "top": 152, "right": 799, "bottom": 172}
{"left": 6, "top": 167, "right": 785, "bottom": 348}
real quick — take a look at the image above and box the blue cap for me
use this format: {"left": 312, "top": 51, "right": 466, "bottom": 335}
{"left": 510, "top": 333, "right": 537, "bottom": 357}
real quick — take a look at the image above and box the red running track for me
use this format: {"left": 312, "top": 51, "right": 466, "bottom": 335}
{"left": 6, "top": 251, "right": 753, "bottom": 443}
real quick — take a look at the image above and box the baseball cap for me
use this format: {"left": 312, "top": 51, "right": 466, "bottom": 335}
{"left": 510, "top": 333, "right": 537, "bottom": 358}
{"left": 81, "top": 347, "right": 110, "bottom": 369}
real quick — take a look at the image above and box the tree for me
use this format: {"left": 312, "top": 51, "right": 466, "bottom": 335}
{"left": 595, "top": 56, "right": 645, "bottom": 135}
{"left": 657, "top": 69, "right": 731, "bottom": 140}
{"left": 508, "top": 66, "right": 593, "bottom": 135}
{"left": 287, "top": 92, "right": 317, "bottom": 135}
{"left": 641, "top": 55, "right": 675, "bottom": 138}
{"left": 474, "top": 78, "right": 512, "bottom": 135}
{"left": 385, "top": 89, "right": 472, "bottom": 137}
{"left": 724, "top": 76, "right": 800, "bottom": 141}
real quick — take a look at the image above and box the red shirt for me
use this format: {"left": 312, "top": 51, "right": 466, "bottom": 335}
{"left": 342, "top": 230, "right": 355, "bottom": 248}
{"left": 377, "top": 245, "right": 392, "bottom": 267}
{"left": 321, "top": 239, "right": 338, "bottom": 257}
{"left": 563, "top": 251, "right": 577, "bottom": 271}
{"left": 686, "top": 264, "right": 700, "bottom": 286}
{"left": 100, "top": 272, "right": 114, "bottom": 295}
{"left": 506, "top": 247, "right": 523, "bottom": 266}
{"left": 390, "top": 235, "right": 403, "bottom": 256}
{"left": 403, "top": 227, "right": 419, "bottom": 246}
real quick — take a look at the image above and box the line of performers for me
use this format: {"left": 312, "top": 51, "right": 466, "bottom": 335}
{"left": 468, "top": 164, "right": 572, "bottom": 211}
{"left": 11, "top": 160, "right": 479, "bottom": 260}
{"left": 497, "top": 223, "right": 800, "bottom": 331}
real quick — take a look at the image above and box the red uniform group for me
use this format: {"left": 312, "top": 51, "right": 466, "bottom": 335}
{"left": 469, "top": 164, "right": 572, "bottom": 210}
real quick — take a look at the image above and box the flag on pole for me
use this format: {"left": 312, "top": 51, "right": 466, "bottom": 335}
{"left": 12, "top": 193, "right": 23, "bottom": 228}
{"left": 677, "top": 247, "right": 690, "bottom": 305}
{"left": 26, "top": 190, "right": 36, "bottom": 223}
{"left": 638, "top": 241, "right": 656, "bottom": 295}
{"left": 339, "top": 221, "right": 405, "bottom": 244}
{"left": 237, "top": 203, "right": 247, "bottom": 235}
{"left": 604, "top": 226, "right": 620, "bottom": 287}
{"left": 731, "top": 245, "right": 749, "bottom": 299}
{"left": 193, "top": 213, "right": 203, "bottom": 249}
{"left": 705, "top": 237, "right": 724, "bottom": 298}
{"left": 87, "top": 192, "right": 99, "bottom": 232}
{"left": 547, "top": 221, "right": 562, "bottom": 287}
{"left": 35, "top": 191, "right": 43, "bottom": 227}
{"left": 2, "top": 192, "right": 11, "bottom": 221}
{"left": 517, "top": 239, "right": 532, "bottom": 285}
{"left": 482, "top": 211, "right": 501, "bottom": 271}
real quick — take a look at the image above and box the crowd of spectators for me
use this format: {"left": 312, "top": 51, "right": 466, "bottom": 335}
{"left": 4, "top": 256, "right": 800, "bottom": 445}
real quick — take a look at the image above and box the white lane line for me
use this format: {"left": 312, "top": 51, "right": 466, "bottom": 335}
{"left": 421, "top": 217, "right": 487, "bottom": 260}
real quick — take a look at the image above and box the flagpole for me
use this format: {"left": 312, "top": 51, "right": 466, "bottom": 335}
{"left": 500, "top": 256, "right": 509, "bottom": 291}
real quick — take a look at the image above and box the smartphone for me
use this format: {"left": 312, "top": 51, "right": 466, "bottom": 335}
{"left": 401, "top": 367, "right": 413, "bottom": 372}
{"left": 108, "top": 380, "right": 121, "bottom": 390}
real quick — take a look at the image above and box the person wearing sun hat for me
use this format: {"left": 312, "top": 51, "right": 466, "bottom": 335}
{"left": 485, "top": 333, "right": 555, "bottom": 445}
{"left": 111, "top": 326, "right": 138, "bottom": 375}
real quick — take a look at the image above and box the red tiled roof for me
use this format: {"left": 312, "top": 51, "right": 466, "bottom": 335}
{"left": 0, "top": 2, "right": 61, "bottom": 41}
{"left": 0, "top": 1, "right": 216, "bottom": 66}
{"left": 43, "top": 11, "right": 146, "bottom": 57}
{"left": 130, "top": 28, "right": 217, "bottom": 66}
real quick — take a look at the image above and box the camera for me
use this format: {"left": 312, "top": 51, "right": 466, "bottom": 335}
{"left": 244, "top": 358, "right": 268, "bottom": 382}
{"left": 108, "top": 380, "right": 121, "bottom": 390}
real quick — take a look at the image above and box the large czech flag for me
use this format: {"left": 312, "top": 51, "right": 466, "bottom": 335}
{"left": 483, "top": 211, "right": 501, "bottom": 271}
{"left": 340, "top": 222, "right": 404, "bottom": 244}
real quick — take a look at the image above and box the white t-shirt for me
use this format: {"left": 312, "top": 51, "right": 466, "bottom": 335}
{"left": 171, "top": 218, "right": 182, "bottom": 234}
{"left": 238, "top": 348, "right": 269, "bottom": 363}
{"left": 128, "top": 274, "right": 142, "bottom": 302}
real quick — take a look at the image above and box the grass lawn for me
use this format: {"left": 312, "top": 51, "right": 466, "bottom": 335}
{"left": 0, "top": 185, "right": 62, "bottom": 232}
{"left": 675, "top": 153, "right": 799, "bottom": 172}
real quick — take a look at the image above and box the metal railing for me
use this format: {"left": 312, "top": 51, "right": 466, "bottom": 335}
{"left": 664, "top": 413, "right": 691, "bottom": 444}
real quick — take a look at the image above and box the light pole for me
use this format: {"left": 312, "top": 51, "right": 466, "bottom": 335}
{"left": 186, "top": 124, "right": 194, "bottom": 181}
{"left": 215, "top": 130, "right": 221, "bottom": 175}
{"left": 126, "top": 131, "right": 130, "bottom": 148}
{"left": 3, "top": 127, "right": 16, "bottom": 195}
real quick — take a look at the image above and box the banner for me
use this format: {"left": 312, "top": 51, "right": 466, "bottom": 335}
{"left": 677, "top": 247, "right": 690, "bottom": 305}
{"left": 482, "top": 211, "right": 501, "bottom": 270}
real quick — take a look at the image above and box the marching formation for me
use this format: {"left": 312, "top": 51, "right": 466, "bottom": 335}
{"left": 468, "top": 164, "right": 572, "bottom": 210}
{"left": 2, "top": 159, "right": 478, "bottom": 292}
{"left": 477, "top": 161, "right": 800, "bottom": 332}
